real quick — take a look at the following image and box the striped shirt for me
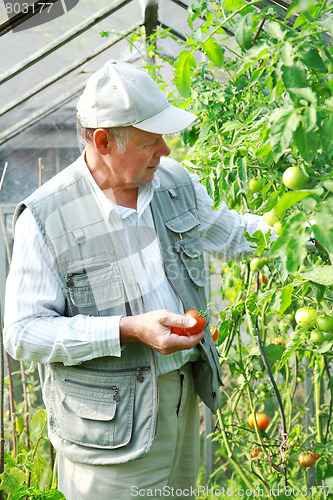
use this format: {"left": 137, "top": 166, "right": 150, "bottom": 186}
{"left": 4, "top": 155, "right": 273, "bottom": 375}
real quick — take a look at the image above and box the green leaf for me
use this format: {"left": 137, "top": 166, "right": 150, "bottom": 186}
{"left": 287, "top": 0, "right": 312, "bottom": 16}
{"left": 298, "top": 47, "right": 328, "bottom": 73}
{"left": 30, "top": 408, "right": 47, "bottom": 442}
{"left": 174, "top": 50, "right": 196, "bottom": 98}
{"left": 269, "top": 216, "right": 309, "bottom": 272}
{"left": 316, "top": 458, "right": 328, "bottom": 483}
{"left": 244, "top": 229, "right": 271, "bottom": 256}
{"left": 299, "top": 266, "right": 333, "bottom": 286}
{"left": 279, "top": 285, "right": 293, "bottom": 318}
{"left": 203, "top": 38, "right": 224, "bottom": 68}
{"left": 0, "top": 468, "right": 27, "bottom": 493}
{"left": 295, "top": 124, "right": 319, "bottom": 163}
{"left": 235, "top": 14, "right": 253, "bottom": 51}
{"left": 311, "top": 282, "right": 325, "bottom": 303}
{"left": 313, "top": 201, "right": 333, "bottom": 253}
{"left": 275, "top": 190, "right": 317, "bottom": 215}
{"left": 44, "top": 490, "right": 66, "bottom": 499}
{"left": 259, "top": 190, "right": 280, "bottom": 213}
{"left": 223, "top": 0, "right": 246, "bottom": 10}
{"left": 303, "top": 106, "right": 317, "bottom": 132}
{"left": 266, "top": 21, "right": 286, "bottom": 41}
{"left": 220, "top": 120, "right": 242, "bottom": 133}
{"left": 281, "top": 63, "right": 308, "bottom": 95}
{"left": 278, "top": 331, "right": 303, "bottom": 369}
{"left": 263, "top": 344, "right": 285, "bottom": 366}
{"left": 290, "top": 87, "right": 316, "bottom": 104}
{"left": 269, "top": 107, "right": 300, "bottom": 158}
{"left": 236, "top": 156, "right": 247, "bottom": 182}
{"left": 213, "top": 173, "right": 223, "bottom": 209}
{"left": 321, "top": 114, "right": 333, "bottom": 159}
{"left": 319, "top": 16, "right": 333, "bottom": 36}
{"left": 280, "top": 42, "right": 293, "bottom": 67}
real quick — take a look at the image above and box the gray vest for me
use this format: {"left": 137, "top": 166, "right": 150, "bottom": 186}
{"left": 14, "top": 157, "right": 222, "bottom": 465}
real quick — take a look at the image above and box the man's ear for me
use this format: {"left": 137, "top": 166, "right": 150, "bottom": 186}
{"left": 93, "top": 129, "right": 112, "bottom": 155}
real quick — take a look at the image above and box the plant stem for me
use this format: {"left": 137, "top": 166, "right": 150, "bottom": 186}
{"left": 314, "top": 357, "right": 324, "bottom": 444}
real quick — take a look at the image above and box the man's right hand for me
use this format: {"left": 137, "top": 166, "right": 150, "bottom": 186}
{"left": 119, "top": 309, "right": 205, "bottom": 355}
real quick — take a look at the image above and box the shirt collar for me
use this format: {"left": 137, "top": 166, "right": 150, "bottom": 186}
{"left": 78, "top": 150, "right": 160, "bottom": 220}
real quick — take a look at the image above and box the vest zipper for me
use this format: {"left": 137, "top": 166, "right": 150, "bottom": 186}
{"left": 70, "top": 365, "right": 150, "bottom": 383}
{"left": 66, "top": 265, "right": 111, "bottom": 287}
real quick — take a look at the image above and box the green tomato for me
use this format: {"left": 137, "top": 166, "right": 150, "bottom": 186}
{"left": 273, "top": 221, "right": 283, "bottom": 236}
{"left": 250, "top": 258, "right": 265, "bottom": 272}
{"left": 316, "top": 315, "right": 333, "bottom": 333}
{"left": 279, "top": 320, "right": 290, "bottom": 333}
{"left": 324, "top": 331, "right": 333, "bottom": 342}
{"left": 311, "top": 330, "right": 324, "bottom": 343}
{"left": 249, "top": 178, "right": 264, "bottom": 193}
{"left": 258, "top": 382, "right": 267, "bottom": 392}
{"left": 264, "top": 209, "right": 279, "bottom": 227}
{"left": 282, "top": 166, "right": 309, "bottom": 190}
{"left": 295, "top": 307, "right": 317, "bottom": 328}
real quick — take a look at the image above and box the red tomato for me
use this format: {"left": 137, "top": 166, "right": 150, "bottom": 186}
{"left": 184, "top": 310, "right": 207, "bottom": 334}
{"left": 210, "top": 326, "right": 219, "bottom": 342}
{"left": 251, "top": 449, "right": 259, "bottom": 457}
{"left": 170, "top": 326, "right": 187, "bottom": 335}
{"left": 170, "top": 310, "right": 206, "bottom": 336}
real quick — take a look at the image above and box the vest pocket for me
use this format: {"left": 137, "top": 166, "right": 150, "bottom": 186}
{"left": 66, "top": 264, "right": 124, "bottom": 315}
{"left": 164, "top": 212, "right": 205, "bottom": 287}
{"left": 49, "top": 367, "right": 135, "bottom": 449}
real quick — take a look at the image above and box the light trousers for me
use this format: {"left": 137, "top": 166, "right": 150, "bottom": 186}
{"left": 58, "top": 363, "right": 200, "bottom": 500}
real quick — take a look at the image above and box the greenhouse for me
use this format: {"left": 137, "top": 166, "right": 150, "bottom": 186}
{"left": 0, "top": 0, "right": 333, "bottom": 498}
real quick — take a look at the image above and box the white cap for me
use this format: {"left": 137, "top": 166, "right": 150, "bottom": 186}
{"left": 76, "top": 60, "right": 197, "bottom": 134}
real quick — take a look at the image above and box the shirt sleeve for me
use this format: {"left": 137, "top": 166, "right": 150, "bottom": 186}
{"left": 4, "top": 208, "right": 122, "bottom": 365}
{"left": 189, "top": 171, "right": 276, "bottom": 258}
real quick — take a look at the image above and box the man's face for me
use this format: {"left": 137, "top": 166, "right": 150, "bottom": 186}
{"left": 108, "top": 127, "right": 171, "bottom": 188}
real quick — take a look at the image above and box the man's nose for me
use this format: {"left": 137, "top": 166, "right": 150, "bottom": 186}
{"left": 155, "top": 137, "right": 171, "bottom": 157}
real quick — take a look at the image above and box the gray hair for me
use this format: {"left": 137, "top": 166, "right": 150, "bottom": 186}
{"left": 76, "top": 123, "right": 132, "bottom": 154}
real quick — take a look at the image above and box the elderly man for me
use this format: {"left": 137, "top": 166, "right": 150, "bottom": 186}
{"left": 4, "top": 61, "right": 271, "bottom": 499}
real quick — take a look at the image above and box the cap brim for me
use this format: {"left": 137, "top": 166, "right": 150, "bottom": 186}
{"left": 132, "top": 104, "right": 197, "bottom": 134}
